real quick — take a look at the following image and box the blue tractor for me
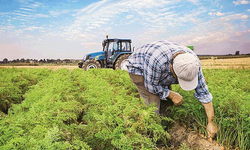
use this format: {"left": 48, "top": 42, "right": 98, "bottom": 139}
{"left": 78, "top": 35, "right": 133, "bottom": 71}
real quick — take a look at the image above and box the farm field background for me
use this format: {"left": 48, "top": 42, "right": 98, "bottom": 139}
{"left": 0, "top": 57, "right": 249, "bottom": 149}
{"left": 1, "top": 57, "right": 250, "bottom": 70}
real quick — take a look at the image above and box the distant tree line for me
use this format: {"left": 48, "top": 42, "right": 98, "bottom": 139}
{"left": 0, "top": 58, "right": 80, "bottom": 64}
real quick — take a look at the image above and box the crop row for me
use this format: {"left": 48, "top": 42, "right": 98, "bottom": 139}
{"left": 0, "top": 68, "right": 52, "bottom": 114}
{"left": 0, "top": 68, "right": 169, "bottom": 149}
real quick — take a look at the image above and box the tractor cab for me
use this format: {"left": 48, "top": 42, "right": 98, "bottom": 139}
{"left": 102, "top": 35, "right": 132, "bottom": 68}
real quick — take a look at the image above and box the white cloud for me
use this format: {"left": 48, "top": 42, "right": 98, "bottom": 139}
{"left": 20, "top": 7, "right": 34, "bottom": 12}
{"left": 34, "top": 13, "right": 49, "bottom": 18}
{"left": 216, "top": 12, "right": 225, "bottom": 16}
{"left": 0, "top": 25, "right": 15, "bottom": 33}
{"left": 235, "top": 29, "right": 250, "bottom": 36}
{"left": 17, "top": 0, "right": 33, "bottom": 4}
{"left": 68, "top": 0, "right": 79, "bottom": 2}
{"left": 187, "top": 0, "right": 200, "bottom": 5}
{"left": 59, "top": 0, "right": 250, "bottom": 51}
{"left": 233, "top": 0, "right": 249, "bottom": 5}
{"left": 169, "top": 30, "right": 231, "bottom": 46}
{"left": 247, "top": 9, "right": 250, "bottom": 12}
{"left": 49, "top": 10, "right": 71, "bottom": 17}
{"left": 27, "top": 2, "right": 44, "bottom": 9}
{"left": 208, "top": 11, "right": 225, "bottom": 16}
{"left": 62, "top": 0, "right": 184, "bottom": 43}
{"left": 240, "top": 14, "right": 248, "bottom": 19}
{"left": 25, "top": 26, "right": 44, "bottom": 31}
{"left": 169, "top": 13, "right": 249, "bottom": 47}
{"left": 193, "top": 32, "right": 230, "bottom": 43}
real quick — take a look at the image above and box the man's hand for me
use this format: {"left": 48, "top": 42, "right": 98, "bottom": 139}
{"left": 207, "top": 122, "right": 219, "bottom": 139}
{"left": 168, "top": 91, "right": 184, "bottom": 106}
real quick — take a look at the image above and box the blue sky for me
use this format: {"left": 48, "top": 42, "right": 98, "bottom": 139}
{"left": 0, "top": 0, "right": 249, "bottom": 60}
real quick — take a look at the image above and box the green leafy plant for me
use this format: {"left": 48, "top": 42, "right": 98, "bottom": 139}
{"left": 0, "top": 68, "right": 52, "bottom": 114}
{"left": 170, "top": 69, "right": 250, "bottom": 150}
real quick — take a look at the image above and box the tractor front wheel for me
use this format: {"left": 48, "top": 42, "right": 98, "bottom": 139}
{"left": 78, "top": 62, "right": 83, "bottom": 68}
{"left": 82, "top": 59, "right": 101, "bottom": 71}
{"left": 115, "top": 54, "right": 130, "bottom": 71}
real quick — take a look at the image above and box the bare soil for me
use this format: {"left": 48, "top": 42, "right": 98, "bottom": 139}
{"left": 164, "top": 123, "right": 223, "bottom": 150}
{"left": 158, "top": 101, "right": 223, "bottom": 150}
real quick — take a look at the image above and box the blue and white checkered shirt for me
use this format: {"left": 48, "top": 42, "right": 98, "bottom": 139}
{"left": 127, "top": 40, "right": 212, "bottom": 103}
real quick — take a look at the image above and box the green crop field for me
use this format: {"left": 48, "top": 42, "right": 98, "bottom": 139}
{"left": 0, "top": 68, "right": 249, "bottom": 149}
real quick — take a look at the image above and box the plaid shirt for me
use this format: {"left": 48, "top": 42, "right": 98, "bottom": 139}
{"left": 127, "top": 40, "right": 212, "bottom": 103}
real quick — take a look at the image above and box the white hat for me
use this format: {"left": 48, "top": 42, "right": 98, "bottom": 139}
{"left": 173, "top": 53, "right": 199, "bottom": 91}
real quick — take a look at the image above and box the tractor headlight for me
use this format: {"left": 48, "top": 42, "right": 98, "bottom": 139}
{"left": 83, "top": 55, "right": 87, "bottom": 61}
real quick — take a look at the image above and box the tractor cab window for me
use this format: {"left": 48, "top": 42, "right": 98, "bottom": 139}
{"left": 107, "top": 41, "right": 119, "bottom": 60}
{"left": 121, "top": 42, "right": 131, "bottom": 52}
{"left": 107, "top": 41, "right": 118, "bottom": 54}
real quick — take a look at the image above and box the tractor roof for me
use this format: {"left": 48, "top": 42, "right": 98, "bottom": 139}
{"left": 108, "top": 38, "right": 131, "bottom": 42}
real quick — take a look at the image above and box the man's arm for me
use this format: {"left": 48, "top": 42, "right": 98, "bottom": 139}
{"left": 202, "top": 101, "right": 219, "bottom": 139}
{"left": 195, "top": 67, "right": 218, "bottom": 139}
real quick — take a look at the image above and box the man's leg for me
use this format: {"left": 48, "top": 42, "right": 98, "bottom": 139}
{"left": 129, "top": 73, "right": 160, "bottom": 114}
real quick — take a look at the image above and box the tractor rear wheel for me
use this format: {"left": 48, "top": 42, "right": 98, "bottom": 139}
{"left": 82, "top": 59, "right": 101, "bottom": 71}
{"left": 115, "top": 54, "right": 130, "bottom": 71}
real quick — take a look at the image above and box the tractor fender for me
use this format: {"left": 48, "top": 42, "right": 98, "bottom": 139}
{"left": 113, "top": 52, "right": 132, "bottom": 63}
{"left": 94, "top": 55, "right": 105, "bottom": 68}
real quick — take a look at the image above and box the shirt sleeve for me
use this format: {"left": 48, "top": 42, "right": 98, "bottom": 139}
{"left": 143, "top": 52, "right": 170, "bottom": 100}
{"left": 194, "top": 67, "right": 213, "bottom": 103}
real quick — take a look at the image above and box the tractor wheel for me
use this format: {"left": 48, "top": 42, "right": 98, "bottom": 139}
{"left": 82, "top": 59, "right": 101, "bottom": 71}
{"left": 115, "top": 54, "right": 131, "bottom": 70}
{"left": 78, "top": 62, "right": 83, "bottom": 68}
